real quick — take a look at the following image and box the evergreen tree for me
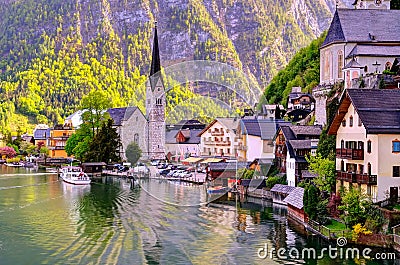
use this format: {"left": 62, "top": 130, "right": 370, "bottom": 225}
{"left": 84, "top": 119, "right": 121, "bottom": 163}
{"left": 125, "top": 142, "right": 142, "bottom": 165}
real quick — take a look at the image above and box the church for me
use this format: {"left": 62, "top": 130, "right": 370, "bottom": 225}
{"left": 313, "top": 0, "right": 400, "bottom": 125}
{"left": 107, "top": 24, "right": 166, "bottom": 161}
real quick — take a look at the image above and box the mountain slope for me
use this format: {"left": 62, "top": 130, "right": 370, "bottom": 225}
{"left": 0, "top": 0, "right": 351, "bottom": 133}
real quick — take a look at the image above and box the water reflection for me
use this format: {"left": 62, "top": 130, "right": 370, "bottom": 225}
{"left": 0, "top": 168, "right": 397, "bottom": 264}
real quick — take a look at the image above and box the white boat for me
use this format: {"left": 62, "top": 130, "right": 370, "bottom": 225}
{"left": 59, "top": 166, "right": 91, "bottom": 185}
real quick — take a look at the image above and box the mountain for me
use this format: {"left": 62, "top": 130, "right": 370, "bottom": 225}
{"left": 0, "top": 0, "right": 352, "bottom": 133}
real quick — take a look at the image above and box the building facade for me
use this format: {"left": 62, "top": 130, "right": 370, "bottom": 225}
{"left": 47, "top": 124, "right": 75, "bottom": 158}
{"left": 328, "top": 89, "right": 400, "bottom": 202}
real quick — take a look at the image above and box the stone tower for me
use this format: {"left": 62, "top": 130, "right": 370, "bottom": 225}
{"left": 146, "top": 23, "right": 166, "bottom": 160}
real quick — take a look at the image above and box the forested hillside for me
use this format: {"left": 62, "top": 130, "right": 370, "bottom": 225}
{"left": 0, "top": 0, "right": 350, "bottom": 133}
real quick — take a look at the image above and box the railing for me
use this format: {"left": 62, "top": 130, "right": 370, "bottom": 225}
{"left": 337, "top": 171, "right": 377, "bottom": 185}
{"left": 336, "top": 148, "right": 364, "bottom": 160}
{"left": 211, "top": 131, "right": 224, "bottom": 136}
{"left": 307, "top": 219, "right": 350, "bottom": 240}
{"left": 215, "top": 141, "right": 231, "bottom": 146}
{"left": 49, "top": 136, "right": 70, "bottom": 140}
{"left": 48, "top": 146, "right": 65, "bottom": 150}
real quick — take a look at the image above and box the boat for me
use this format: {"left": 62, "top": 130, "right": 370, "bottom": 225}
{"left": 206, "top": 186, "right": 229, "bottom": 194}
{"left": 59, "top": 166, "right": 91, "bottom": 185}
{"left": 5, "top": 162, "right": 23, "bottom": 167}
{"left": 46, "top": 167, "right": 59, "bottom": 173}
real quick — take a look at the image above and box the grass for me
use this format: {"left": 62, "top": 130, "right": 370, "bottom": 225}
{"left": 394, "top": 204, "right": 400, "bottom": 211}
{"left": 326, "top": 219, "right": 347, "bottom": 231}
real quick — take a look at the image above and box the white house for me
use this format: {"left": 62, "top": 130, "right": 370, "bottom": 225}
{"left": 199, "top": 118, "right": 239, "bottom": 158}
{"left": 328, "top": 89, "right": 400, "bottom": 202}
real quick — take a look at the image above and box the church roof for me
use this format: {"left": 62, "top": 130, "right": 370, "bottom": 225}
{"left": 149, "top": 23, "right": 162, "bottom": 90}
{"left": 107, "top": 107, "right": 140, "bottom": 126}
{"left": 322, "top": 9, "right": 400, "bottom": 47}
{"left": 346, "top": 45, "right": 400, "bottom": 59}
{"left": 343, "top": 58, "right": 363, "bottom": 69}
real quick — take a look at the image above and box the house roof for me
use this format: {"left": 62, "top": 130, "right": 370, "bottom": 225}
{"left": 240, "top": 119, "right": 278, "bottom": 140}
{"left": 33, "top": 129, "right": 48, "bottom": 140}
{"left": 270, "top": 184, "right": 296, "bottom": 194}
{"left": 346, "top": 45, "right": 400, "bottom": 59}
{"left": 107, "top": 107, "right": 140, "bottom": 126}
{"left": 208, "top": 162, "right": 249, "bottom": 171}
{"left": 322, "top": 9, "right": 400, "bottom": 48}
{"left": 166, "top": 129, "right": 202, "bottom": 144}
{"left": 198, "top": 118, "right": 239, "bottom": 136}
{"left": 328, "top": 89, "right": 400, "bottom": 135}
{"left": 290, "top": 125, "right": 322, "bottom": 138}
{"left": 289, "top": 139, "right": 312, "bottom": 150}
{"left": 283, "top": 187, "right": 304, "bottom": 209}
{"left": 343, "top": 58, "right": 363, "bottom": 69}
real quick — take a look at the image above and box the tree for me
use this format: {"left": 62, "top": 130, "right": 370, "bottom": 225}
{"left": 125, "top": 142, "right": 142, "bottom": 165}
{"left": 20, "top": 141, "right": 36, "bottom": 155}
{"left": 0, "top": 146, "right": 17, "bottom": 158}
{"left": 307, "top": 154, "right": 336, "bottom": 193}
{"left": 316, "top": 129, "right": 336, "bottom": 159}
{"left": 80, "top": 89, "right": 112, "bottom": 136}
{"left": 338, "top": 187, "right": 372, "bottom": 227}
{"left": 65, "top": 123, "right": 92, "bottom": 160}
{"left": 84, "top": 118, "right": 121, "bottom": 163}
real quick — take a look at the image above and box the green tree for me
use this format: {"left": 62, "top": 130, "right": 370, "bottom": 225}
{"left": 40, "top": 146, "right": 49, "bottom": 164}
{"left": 307, "top": 154, "right": 336, "bottom": 193}
{"left": 338, "top": 187, "right": 372, "bottom": 227}
{"left": 20, "top": 141, "right": 36, "bottom": 155}
{"left": 125, "top": 142, "right": 142, "bottom": 165}
{"left": 84, "top": 119, "right": 121, "bottom": 163}
{"left": 304, "top": 184, "right": 319, "bottom": 220}
{"left": 316, "top": 129, "right": 336, "bottom": 159}
{"left": 80, "top": 89, "right": 112, "bottom": 136}
{"left": 65, "top": 123, "right": 92, "bottom": 160}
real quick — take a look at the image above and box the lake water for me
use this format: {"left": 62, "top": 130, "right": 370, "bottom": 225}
{"left": 0, "top": 166, "right": 397, "bottom": 264}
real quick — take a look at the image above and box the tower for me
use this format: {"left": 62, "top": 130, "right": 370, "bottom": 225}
{"left": 146, "top": 23, "right": 166, "bottom": 160}
{"left": 353, "top": 0, "right": 391, "bottom": 9}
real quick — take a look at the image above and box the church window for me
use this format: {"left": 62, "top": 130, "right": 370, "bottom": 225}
{"left": 156, "top": 98, "right": 162, "bottom": 105}
{"left": 385, "top": 62, "right": 392, "bottom": 71}
{"left": 337, "top": 50, "right": 343, "bottom": 78}
{"left": 134, "top": 133, "right": 139, "bottom": 144}
{"left": 364, "top": 65, "right": 368, "bottom": 73}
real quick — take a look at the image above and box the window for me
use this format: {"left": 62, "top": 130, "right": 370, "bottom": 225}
{"left": 385, "top": 62, "right": 392, "bottom": 71}
{"left": 393, "top": 166, "right": 400, "bottom": 177}
{"left": 341, "top": 160, "right": 344, "bottom": 171}
{"left": 134, "top": 133, "right": 139, "bottom": 144}
{"left": 156, "top": 98, "right": 162, "bottom": 105}
{"left": 342, "top": 119, "right": 346, "bottom": 127}
{"left": 358, "top": 117, "right": 362, "bottom": 127}
{"left": 368, "top": 163, "right": 372, "bottom": 175}
{"left": 367, "top": 140, "right": 371, "bottom": 153}
{"left": 337, "top": 50, "right": 343, "bottom": 78}
{"left": 393, "top": 140, "right": 400, "bottom": 153}
{"left": 341, "top": 140, "right": 344, "bottom": 149}
{"left": 227, "top": 148, "right": 230, "bottom": 154}
{"left": 349, "top": 116, "right": 353, "bottom": 127}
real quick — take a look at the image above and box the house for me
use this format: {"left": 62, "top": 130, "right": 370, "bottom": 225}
{"left": 64, "top": 110, "right": 84, "bottom": 128}
{"left": 328, "top": 89, "right": 400, "bottom": 202}
{"left": 236, "top": 119, "right": 278, "bottom": 162}
{"left": 287, "top": 87, "right": 314, "bottom": 111}
{"left": 270, "top": 184, "right": 296, "bottom": 205}
{"left": 261, "top": 104, "right": 285, "bottom": 120}
{"left": 47, "top": 124, "right": 75, "bottom": 158}
{"left": 199, "top": 118, "right": 239, "bottom": 158}
{"left": 274, "top": 125, "right": 321, "bottom": 186}
{"left": 314, "top": 2, "right": 400, "bottom": 125}
{"left": 107, "top": 107, "right": 148, "bottom": 160}
{"left": 207, "top": 161, "right": 249, "bottom": 188}
{"left": 33, "top": 124, "right": 49, "bottom": 147}
{"left": 165, "top": 128, "right": 203, "bottom": 162}
{"left": 283, "top": 187, "right": 306, "bottom": 223}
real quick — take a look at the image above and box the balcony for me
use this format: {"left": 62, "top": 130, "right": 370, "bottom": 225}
{"left": 336, "top": 171, "right": 377, "bottom": 185}
{"left": 50, "top": 136, "right": 70, "bottom": 141}
{"left": 48, "top": 146, "right": 66, "bottom": 150}
{"left": 215, "top": 141, "right": 231, "bottom": 146}
{"left": 211, "top": 131, "right": 224, "bottom": 136}
{"left": 336, "top": 148, "right": 364, "bottom": 160}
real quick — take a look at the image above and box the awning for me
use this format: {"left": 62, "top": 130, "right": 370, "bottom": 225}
{"left": 181, "top": 157, "right": 204, "bottom": 163}
{"left": 201, "top": 158, "right": 224, "bottom": 163}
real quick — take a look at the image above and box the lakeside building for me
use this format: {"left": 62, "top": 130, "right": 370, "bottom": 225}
{"left": 47, "top": 124, "right": 74, "bottom": 158}
{"left": 328, "top": 89, "right": 400, "bottom": 202}
{"left": 313, "top": 1, "right": 400, "bottom": 125}
{"left": 274, "top": 125, "right": 321, "bottom": 186}
{"left": 165, "top": 120, "right": 205, "bottom": 161}
{"left": 198, "top": 118, "right": 239, "bottom": 158}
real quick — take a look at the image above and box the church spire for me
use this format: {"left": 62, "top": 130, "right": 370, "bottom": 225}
{"left": 150, "top": 22, "right": 161, "bottom": 77}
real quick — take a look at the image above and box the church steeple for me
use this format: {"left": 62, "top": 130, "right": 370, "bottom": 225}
{"left": 150, "top": 22, "right": 161, "bottom": 78}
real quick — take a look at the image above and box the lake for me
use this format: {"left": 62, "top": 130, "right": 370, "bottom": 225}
{"left": 0, "top": 166, "right": 397, "bottom": 264}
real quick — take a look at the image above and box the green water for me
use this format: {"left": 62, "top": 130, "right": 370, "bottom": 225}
{"left": 0, "top": 166, "right": 397, "bottom": 264}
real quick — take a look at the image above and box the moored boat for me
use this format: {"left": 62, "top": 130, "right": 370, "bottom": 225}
{"left": 59, "top": 166, "right": 91, "bottom": 185}
{"left": 206, "top": 186, "right": 229, "bottom": 194}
